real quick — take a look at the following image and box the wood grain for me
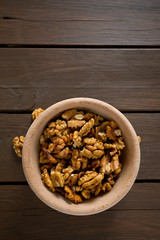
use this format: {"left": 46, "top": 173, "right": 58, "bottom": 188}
{"left": 0, "top": 184, "right": 160, "bottom": 240}
{"left": 1, "top": 183, "right": 160, "bottom": 211}
{"left": 0, "top": 0, "right": 159, "bottom": 21}
{"left": 0, "top": 0, "right": 160, "bottom": 45}
{"left": 0, "top": 48, "right": 160, "bottom": 111}
{"left": 0, "top": 113, "right": 159, "bottom": 182}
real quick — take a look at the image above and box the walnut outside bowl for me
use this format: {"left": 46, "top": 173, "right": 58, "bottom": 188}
{"left": 22, "top": 98, "right": 140, "bottom": 216}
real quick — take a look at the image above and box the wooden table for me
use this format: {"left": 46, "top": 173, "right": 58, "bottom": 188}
{"left": 0, "top": 1, "right": 160, "bottom": 239}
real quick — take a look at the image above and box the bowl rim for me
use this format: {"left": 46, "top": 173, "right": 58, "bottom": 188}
{"left": 22, "top": 97, "right": 140, "bottom": 216}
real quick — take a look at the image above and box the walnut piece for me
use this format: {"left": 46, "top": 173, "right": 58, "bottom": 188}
{"left": 82, "top": 189, "right": 91, "bottom": 199}
{"left": 82, "top": 174, "right": 104, "bottom": 189}
{"left": 55, "top": 160, "right": 66, "bottom": 172}
{"left": 41, "top": 168, "right": 55, "bottom": 191}
{"left": 78, "top": 171, "right": 98, "bottom": 186}
{"left": 73, "top": 131, "right": 82, "bottom": 148}
{"left": 71, "top": 149, "right": 81, "bottom": 170}
{"left": 138, "top": 136, "right": 141, "bottom": 143}
{"left": 81, "top": 137, "right": 105, "bottom": 159}
{"left": 32, "top": 108, "right": 44, "bottom": 120}
{"left": 62, "top": 165, "right": 74, "bottom": 180}
{"left": 40, "top": 148, "right": 58, "bottom": 164}
{"left": 79, "top": 118, "right": 95, "bottom": 137}
{"left": 99, "top": 155, "right": 111, "bottom": 174}
{"left": 64, "top": 185, "right": 82, "bottom": 203}
{"left": 50, "top": 169, "right": 64, "bottom": 187}
{"left": 102, "top": 182, "right": 112, "bottom": 192}
{"left": 68, "top": 119, "right": 86, "bottom": 129}
{"left": 13, "top": 136, "right": 25, "bottom": 157}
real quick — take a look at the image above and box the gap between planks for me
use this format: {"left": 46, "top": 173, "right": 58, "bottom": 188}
{"left": 0, "top": 44, "right": 160, "bottom": 49}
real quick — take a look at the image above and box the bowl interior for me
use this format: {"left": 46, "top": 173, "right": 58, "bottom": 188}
{"left": 22, "top": 98, "right": 140, "bottom": 215}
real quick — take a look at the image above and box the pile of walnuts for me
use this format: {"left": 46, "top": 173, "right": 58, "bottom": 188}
{"left": 39, "top": 109, "right": 125, "bottom": 203}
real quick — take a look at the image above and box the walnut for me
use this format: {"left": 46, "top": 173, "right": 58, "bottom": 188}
{"left": 91, "top": 159, "right": 100, "bottom": 170}
{"left": 73, "top": 131, "right": 82, "bottom": 148}
{"left": 94, "top": 115, "right": 104, "bottom": 126}
{"left": 44, "top": 120, "right": 67, "bottom": 139}
{"left": 40, "top": 164, "right": 53, "bottom": 171}
{"left": 49, "top": 138, "right": 65, "bottom": 154}
{"left": 138, "top": 136, "right": 141, "bottom": 143}
{"left": 104, "top": 137, "right": 125, "bottom": 150}
{"left": 71, "top": 149, "right": 81, "bottom": 170}
{"left": 55, "top": 160, "right": 66, "bottom": 172}
{"left": 32, "top": 108, "right": 44, "bottom": 120}
{"left": 82, "top": 174, "right": 104, "bottom": 190}
{"left": 64, "top": 185, "right": 82, "bottom": 203}
{"left": 50, "top": 169, "right": 64, "bottom": 187}
{"left": 81, "top": 158, "right": 88, "bottom": 170}
{"left": 54, "top": 147, "right": 70, "bottom": 159}
{"left": 102, "top": 182, "right": 112, "bottom": 192}
{"left": 114, "top": 167, "right": 122, "bottom": 176}
{"left": 99, "top": 121, "right": 110, "bottom": 131}
{"left": 110, "top": 154, "right": 121, "bottom": 172}
{"left": 82, "top": 138, "right": 104, "bottom": 159}
{"left": 82, "top": 189, "right": 91, "bottom": 199}
{"left": 13, "top": 136, "right": 25, "bottom": 157}
{"left": 62, "top": 165, "right": 74, "bottom": 180}
{"left": 84, "top": 112, "right": 94, "bottom": 121}
{"left": 41, "top": 168, "right": 55, "bottom": 191}
{"left": 43, "top": 127, "right": 56, "bottom": 139}
{"left": 107, "top": 175, "right": 115, "bottom": 185}
{"left": 106, "top": 126, "right": 117, "bottom": 141}
{"left": 55, "top": 120, "right": 67, "bottom": 131}
{"left": 40, "top": 148, "right": 58, "bottom": 164}
{"left": 68, "top": 119, "right": 86, "bottom": 129}
{"left": 85, "top": 144, "right": 97, "bottom": 151}
{"left": 75, "top": 186, "right": 82, "bottom": 192}
{"left": 110, "top": 148, "right": 117, "bottom": 156}
{"left": 98, "top": 132, "right": 107, "bottom": 142}
{"left": 62, "top": 109, "right": 83, "bottom": 120}
{"left": 94, "top": 182, "right": 102, "bottom": 196}
{"left": 110, "top": 120, "right": 118, "bottom": 129}
{"left": 78, "top": 171, "right": 98, "bottom": 186}
{"left": 99, "top": 154, "right": 111, "bottom": 174}
{"left": 62, "top": 129, "right": 73, "bottom": 146}
{"left": 92, "top": 150, "right": 104, "bottom": 159}
{"left": 81, "top": 147, "right": 93, "bottom": 158}
{"left": 84, "top": 137, "right": 97, "bottom": 145}
{"left": 65, "top": 173, "right": 79, "bottom": 186}
{"left": 79, "top": 118, "right": 95, "bottom": 137}
{"left": 81, "top": 147, "right": 104, "bottom": 159}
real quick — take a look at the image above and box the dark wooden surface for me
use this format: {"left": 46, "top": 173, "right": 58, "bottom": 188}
{"left": 0, "top": 49, "right": 160, "bottom": 111}
{"left": 0, "top": 0, "right": 160, "bottom": 45}
{"left": 0, "top": 1, "right": 160, "bottom": 239}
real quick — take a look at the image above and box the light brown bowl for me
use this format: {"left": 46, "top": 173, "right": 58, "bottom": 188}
{"left": 22, "top": 98, "right": 140, "bottom": 215}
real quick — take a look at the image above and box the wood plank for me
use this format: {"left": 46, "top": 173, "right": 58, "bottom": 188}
{"left": 0, "top": 113, "right": 159, "bottom": 181}
{"left": 0, "top": 0, "right": 160, "bottom": 45}
{"left": 1, "top": 0, "right": 159, "bottom": 21}
{"left": 0, "top": 184, "right": 160, "bottom": 240}
{"left": 0, "top": 48, "right": 160, "bottom": 111}
{"left": 1, "top": 183, "right": 160, "bottom": 211}
{"left": 1, "top": 210, "right": 159, "bottom": 240}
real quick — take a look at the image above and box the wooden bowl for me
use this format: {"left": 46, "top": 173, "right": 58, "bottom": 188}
{"left": 22, "top": 98, "right": 140, "bottom": 215}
